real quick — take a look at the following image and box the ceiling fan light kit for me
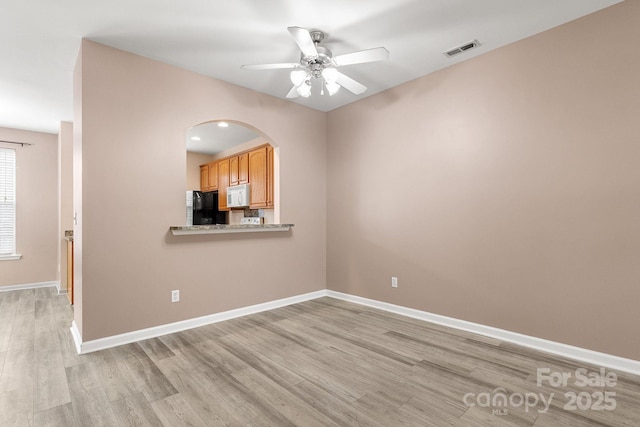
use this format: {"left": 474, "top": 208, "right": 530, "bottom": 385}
{"left": 321, "top": 67, "right": 338, "bottom": 83}
{"left": 324, "top": 81, "right": 341, "bottom": 96}
{"left": 290, "top": 70, "right": 307, "bottom": 86}
{"left": 297, "top": 80, "right": 312, "bottom": 98}
{"left": 241, "top": 26, "right": 389, "bottom": 99}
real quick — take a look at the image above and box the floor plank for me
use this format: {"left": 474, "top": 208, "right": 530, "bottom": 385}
{"left": 34, "top": 324, "right": 71, "bottom": 412}
{"left": 93, "top": 347, "right": 139, "bottom": 402}
{"left": 110, "top": 392, "right": 164, "bottom": 426}
{"left": 34, "top": 402, "right": 80, "bottom": 427}
{"left": 231, "top": 365, "right": 340, "bottom": 427}
{"left": 0, "top": 387, "right": 33, "bottom": 425}
{"left": 66, "top": 361, "right": 119, "bottom": 425}
{"left": 149, "top": 393, "right": 207, "bottom": 427}
{"left": 113, "top": 343, "right": 178, "bottom": 402}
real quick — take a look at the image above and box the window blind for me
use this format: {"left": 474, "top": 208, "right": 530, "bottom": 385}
{"left": 0, "top": 147, "right": 16, "bottom": 255}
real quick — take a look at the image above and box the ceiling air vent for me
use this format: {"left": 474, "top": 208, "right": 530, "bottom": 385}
{"left": 444, "top": 40, "right": 480, "bottom": 58}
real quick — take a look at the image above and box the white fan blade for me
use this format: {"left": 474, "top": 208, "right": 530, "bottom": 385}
{"left": 335, "top": 71, "right": 367, "bottom": 95}
{"left": 288, "top": 27, "right": 318, "bottom": 59}
{"left": 286, "top": 85, "right": 300, "bottom": 98}
{"left": 333, "top": 47, "right": 389, "bottom": 66}
{"left": 241, "top": 63, "right": 301, "bottom": 70}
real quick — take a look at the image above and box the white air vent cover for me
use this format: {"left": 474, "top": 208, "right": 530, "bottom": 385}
{"left": 444, "top": 40, "right": 480, "bottom": 58}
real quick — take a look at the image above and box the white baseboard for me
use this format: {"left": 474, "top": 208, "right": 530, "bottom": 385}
{"left": 326, "top": 290, "right": 640, "bottom": 376}
{"left": 56, "top": 281, "right": 67, "bottom": 295}
{"left": 68, "top": 287, "right": 639, "bottom": 376}
{"left": 0, "top": 281, "right": 58, "bottom": 292}
{"left": 70, "top": 321, "right": 82, "bottom": 355}
{"left": 72, "top": 290, "right": 327, "bottom": 355}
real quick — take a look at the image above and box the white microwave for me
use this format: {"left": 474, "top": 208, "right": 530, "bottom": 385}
{"left": 227, "top": 183, "right": 250, "bottom": 208}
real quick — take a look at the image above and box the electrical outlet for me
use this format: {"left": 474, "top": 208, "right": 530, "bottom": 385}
{"left": 171, "top": 290, "right": 180, "bottom": 303}
{"left": 391, "top": 277, "right": 398, "bottom": 288}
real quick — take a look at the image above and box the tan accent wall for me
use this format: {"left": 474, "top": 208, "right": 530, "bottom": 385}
{"left": 76, "top": 40, "right": 326, "bottom": 341}
{"left": 327, "top": 1, "right": 639, "bottom": 360}
{"left": 0, "top": 127, "right": 58, "bottom": 287}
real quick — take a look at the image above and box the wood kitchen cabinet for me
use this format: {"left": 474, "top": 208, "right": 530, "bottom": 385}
{"left": 218, "top": 158, "right": 230, "bottom": 211}
{"left": 200, "top": 164, "right": 209, "bottom": 191}
{"left": 207, "top": 161, "right": 218, "bottom": 190}
{"left": 229, "top": 156, "right": 238, "bottom": 185}
{"left": 239, "top": 153, "right": 249, "bottom": 185}
{"left": 200, "top": 162, "right": 219, "bottom": 191}
{"left": 230, "top": 153, "right": 249, "bottom": 186}
{"left": 266, "top": 145, "right": 274, "bottom": 208}
{"left": 248, "top": 145, "right": 273, "bottom": 208}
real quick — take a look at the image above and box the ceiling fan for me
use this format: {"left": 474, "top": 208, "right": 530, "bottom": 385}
{"left": 241, "top": 27, "right": 389, "bottom": 99}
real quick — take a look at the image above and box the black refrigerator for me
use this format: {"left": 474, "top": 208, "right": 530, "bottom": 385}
{"left": 192, "top": 191, "right": 227, "bottom": 225}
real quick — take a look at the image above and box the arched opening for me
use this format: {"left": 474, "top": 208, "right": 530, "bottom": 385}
{"left": 185, "top": 120, "right": 280, "bottom": 224}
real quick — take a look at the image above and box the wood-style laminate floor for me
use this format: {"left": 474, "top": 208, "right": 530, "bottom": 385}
{"left": 0, "top": 287, "right": 638, "bottom": 426}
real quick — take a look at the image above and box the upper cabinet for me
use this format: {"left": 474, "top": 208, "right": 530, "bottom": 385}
{"left": 199, "top": 162, "right": 219, "bottom": 191}
{"left": 200, "top": 164, "right": 209, "bottom": 191}
{"left": 266, "top": 145, "right": 274, "bottom": 208}
{"left": 217, "top": 158, "right": 230, "bottom": 211}
{"left": 208, "top": 162, "right": 218, "bottom": 190}
{"left": 239, "top": 153, "right": 249, "bottom": 185}
{"left": 229, "top": 153, "right": 249, "bottom": 186}
{"left": 248, "top": 145, "right": 274, "bottom": 209}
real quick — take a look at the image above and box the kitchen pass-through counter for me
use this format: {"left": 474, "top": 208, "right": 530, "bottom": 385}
{"left": 170, "top": 224, "right": 293, "bottom": 235}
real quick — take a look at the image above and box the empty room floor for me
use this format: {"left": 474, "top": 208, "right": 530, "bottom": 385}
{"left": 0, "top": 287, "right": 638, "bottom": 426}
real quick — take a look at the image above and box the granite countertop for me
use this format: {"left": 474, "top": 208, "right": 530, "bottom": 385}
{"left": 170, "top": 224, "right": 294, "bottom": 235}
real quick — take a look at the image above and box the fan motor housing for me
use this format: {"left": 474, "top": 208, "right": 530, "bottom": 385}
{"left": 300, "top": 45, "right": 333, "bottom": 73}
{"left": 299, "top": 30, "right": 332, "bottom": 67}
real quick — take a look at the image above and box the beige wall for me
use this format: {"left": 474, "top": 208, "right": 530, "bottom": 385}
{"left": 58, "top": 122, "right": 73, "bottom": 289}
{"left": 73, "top": 46, "right": 84, "bottom": 334}
{"left": 0, "top": 127, "right": 58, "bottom": 287}
{"left": 327, "top": 1, "right": 640, "bottom": 360}
{"left": 76, "top": 40, "right": 327, "bottom": 341}
{"left": 186, "top": 151, "right": 213, "bottom": 191}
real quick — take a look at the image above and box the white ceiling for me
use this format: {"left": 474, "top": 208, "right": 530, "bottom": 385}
{"left": 0, "top": 0, "right": 621, "bottom": 135}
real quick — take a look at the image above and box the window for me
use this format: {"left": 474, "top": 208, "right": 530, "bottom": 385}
{"left": 0, "top": 147, "right": 18, "bottom": 258}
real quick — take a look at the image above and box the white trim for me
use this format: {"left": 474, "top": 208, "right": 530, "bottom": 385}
{"left": 326, "top": 291, "right": 640, "bottom": 376}
{"left": 71, "top": 290, "right": 326, "bottom": 354}
{"left": 0, "top": 280, "right": 57, "bottom": 292}
{"left": 70, "top": 321, "right": 83, "bottom": 354}
{"left": 68, "top": 288, "right": 640, "bottom": 376}
{"left": 0, "top": 254, "right": 22, "bottom": 261}
{"left": 56, "top": 280, "right": 67, "bottom": 295}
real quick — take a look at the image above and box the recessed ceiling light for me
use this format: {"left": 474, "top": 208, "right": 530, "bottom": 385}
{"left": 190, "top": 136, "right": 201, "bottom": 141}
{"left": 217, "top": 122, "right": 229, "bottom": 128}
